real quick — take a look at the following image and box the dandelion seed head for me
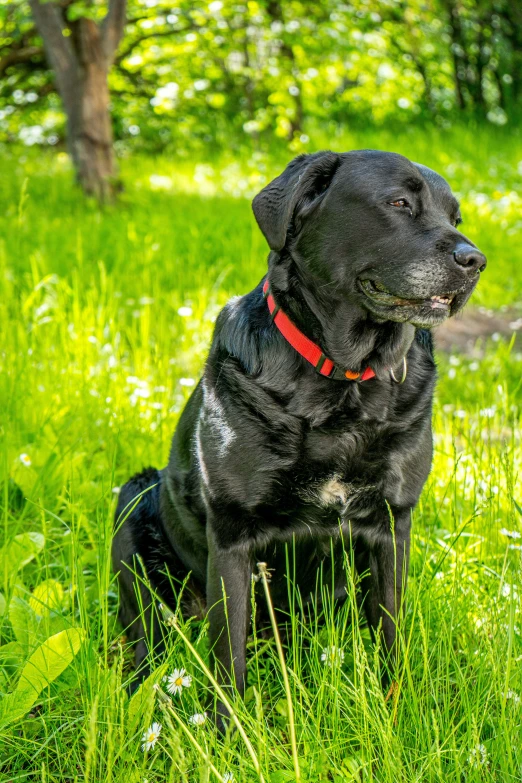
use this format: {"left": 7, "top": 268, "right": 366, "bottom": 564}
{"left": 188, "top": 712, "right": 207, "bottom": 726}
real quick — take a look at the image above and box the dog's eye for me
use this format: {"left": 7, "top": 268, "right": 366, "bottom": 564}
{"left": 454, "top": 215, "right": 463, "bottom": 227}
{"left": 389, "top": 198, "right": 412, "bottom": 215}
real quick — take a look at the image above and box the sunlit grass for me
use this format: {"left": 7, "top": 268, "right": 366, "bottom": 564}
{"left": 1, "top": 127, "right": 521, "bottom": 780}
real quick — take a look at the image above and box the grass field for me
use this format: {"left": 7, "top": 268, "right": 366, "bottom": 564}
{"left": 1, "top": 124, "right": 522, "bottom": 781}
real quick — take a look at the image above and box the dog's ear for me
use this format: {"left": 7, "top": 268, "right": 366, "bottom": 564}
{"left": 252, "top": 151, "right": 341, "bottom": 251}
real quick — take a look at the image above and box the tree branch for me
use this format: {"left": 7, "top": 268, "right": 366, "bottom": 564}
{"left": 28, "top": 0, "right": 76, "bottom": 74}
{"left": 0, "top": 45, "right": 44, "bottom": 76}
{"left": 101, "top": 0, "right": 127, "bottom": 62}
{"left": 116, "top": 25, "right": 197, "bottom": 64}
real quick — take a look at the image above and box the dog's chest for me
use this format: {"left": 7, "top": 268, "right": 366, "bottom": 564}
{"left": 295, "top": 422, "right": 388, "bottom": 514}
{"left": 310, "top": 475, "right": 359, "bottom": 512}
{"left": 317, "top": 476, "right": 351, "bottom": 507}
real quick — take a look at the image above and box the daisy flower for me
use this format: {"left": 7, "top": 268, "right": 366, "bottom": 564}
{"left": 321, "top": 645, "right": 345, "bottom": 667}
{"left": 500, "top": 528, "right": 521, "bottom": 539}
{"left": 222, "top": 773, "right": 234, "bottom": 782}
{"left": 19, "top": 453, "right": 32, "bottom": 467}
{"left": 165, "top": 668, "right": 192, "bottom": 696}
{"left": 141, "top": 722, "right": 161, "bottom": 752}
{"left": 177, "top": 306, "right": 193, "bottom": 317}
{"left": 188, "top": 712, "right": 207, "bottom": 726}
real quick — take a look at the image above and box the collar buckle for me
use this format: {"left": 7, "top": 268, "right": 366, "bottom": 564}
{"left": 390, "top": 357, "right": 408, "bottom": 384}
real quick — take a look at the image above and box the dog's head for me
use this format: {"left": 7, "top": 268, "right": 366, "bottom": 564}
{"left": 252, "top": 150, "right": 486, "bottom": 328}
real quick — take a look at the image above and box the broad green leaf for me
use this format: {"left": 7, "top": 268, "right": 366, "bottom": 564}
{"left": 0, "top": 532, "right": 45, "bottom": 581}
{"left": 0, "top": 641, "right": 24, "bottom": 667}
{"left": 270, "top": 771, "right": 296, "bottom": 783}
{"left": 275, "top": 698, "right": 289, "bottom": 717}
{"left": 0, "top": 641, "right": 24, "bottom": 685}
{"left": 29, "top": 580, "right": 64, "bottom": 615}
{"left": 16, "top": 627, "right": 85, "bottom": 698}
{"left": 8, "top": 596, "right": 36, "bottom": 650}
{"left": 0, "top": 628, "right": 85, "bottom": 729}
{"left": 127, "top": 662, "right": 168, "bottom": 725}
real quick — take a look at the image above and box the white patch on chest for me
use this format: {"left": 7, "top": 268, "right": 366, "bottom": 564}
{"left": 317, "top": 475, "right": 351, "bottom": 508}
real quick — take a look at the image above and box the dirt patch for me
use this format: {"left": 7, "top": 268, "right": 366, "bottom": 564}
{"left": 434, "top": 307, "right": 522, "bottom": 354}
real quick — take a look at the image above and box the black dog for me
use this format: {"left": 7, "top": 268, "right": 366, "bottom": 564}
{"left": 113, "top": 150, "right": 486, "bottom": 722}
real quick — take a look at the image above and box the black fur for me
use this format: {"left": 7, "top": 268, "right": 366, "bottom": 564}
{"left": 112, "top": 150, "right": 485, "bottom": 724}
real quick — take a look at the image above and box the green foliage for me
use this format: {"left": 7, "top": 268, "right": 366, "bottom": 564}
{"left": 1, "top": 531, "right": 45, "bottom": 584}
{"left": 0, "top": 530, "right": 85, "bottom": 730}
{"left": 0, "top": 627, "right": 85, "bottom": 729}
{"left": 0, "top": 126, "right": 521, "bottom": 778}
{"left": 1, "top": 0, "right": 521, "bottom": 153}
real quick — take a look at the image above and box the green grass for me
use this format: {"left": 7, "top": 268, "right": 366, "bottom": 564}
{"left": 1, "top": 124, "right": 521, "bottom": 781}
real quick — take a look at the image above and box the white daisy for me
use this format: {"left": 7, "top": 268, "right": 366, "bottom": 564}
{"left": 179, "top": 377, "right": 195, "bottom": 387}
{"left": 500, "top": 528, "right": 521, "bottom": 539}
{"left": 165, "top": 668, "right": 192, "bottom": 695}
{"left": 188, "top": 712, "right": 207, "bottom": 726}
{"left": 468, "top": 743, "right": 488, "bottom": 769}
{"left": 506, "top": 690, "right": 521, "bottom": 705}
{"left": 501, "top": 584, "right": 518, "bottom": 599}
{"left": 222, "top": 773, "right": 234, "bottom": 782}
{"left": 321, "top": 645, "right": 345, "bottom": 667}
{"left": 141, "top": 722, "right": 161, "bottom": 752}
{"left": 19, "top": 453, "right": 31, "bottom": 467}
{"left": 177, "top": 306, "right": 193, "bottom": 317}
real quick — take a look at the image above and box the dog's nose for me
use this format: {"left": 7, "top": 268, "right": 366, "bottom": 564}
{"left": 453, "top": 243, "right": 487, "bottom": 274}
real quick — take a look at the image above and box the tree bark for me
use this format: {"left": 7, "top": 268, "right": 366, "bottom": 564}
{"left": 29, "top": 0, "right": 126, "bottom": 199}
{"left": 68, "top": 19, "right": 114, "bottom": 199}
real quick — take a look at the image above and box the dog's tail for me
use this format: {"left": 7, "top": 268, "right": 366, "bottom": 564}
{"left": 114, "top": 466, "right": 161, "bottom": 534}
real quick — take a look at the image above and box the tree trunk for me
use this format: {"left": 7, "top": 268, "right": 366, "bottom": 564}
{"left": 29, "top": 0, "right": 126, "bottom": 200}
{"left": 70, "top": 72, "right": 114, "bottom": 199}
{"left": 68, "top": 20, "right": 115, "bottom": 199}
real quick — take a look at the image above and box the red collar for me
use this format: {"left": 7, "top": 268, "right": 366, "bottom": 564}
{"left": 263, "top": 279, "right": 376, "bottom": 382}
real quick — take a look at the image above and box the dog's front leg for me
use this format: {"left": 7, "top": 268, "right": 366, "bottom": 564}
{"left": 355, "top": 510, "right": 411, "bottom": 667}
{"left": 206, "top": 531, "right": 252, "bottom": 730}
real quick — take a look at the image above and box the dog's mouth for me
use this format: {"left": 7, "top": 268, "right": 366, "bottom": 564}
{"left": 358, "top": 278, "right": 456, "bottom": 317}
